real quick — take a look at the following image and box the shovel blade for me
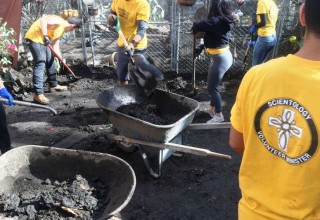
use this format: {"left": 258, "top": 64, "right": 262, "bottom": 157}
{"left": 128, "top": 54, "right": 164, "bottom": 96}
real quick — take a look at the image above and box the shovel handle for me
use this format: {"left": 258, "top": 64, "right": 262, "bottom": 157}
{"left": 0, "top": 97, "right": 57, "bottom": 115}
{"left": 116, "top": 19, "right": 135, "bottom": 64}
{"left": 47, "top": 45, "right": 77, "bottom": 78}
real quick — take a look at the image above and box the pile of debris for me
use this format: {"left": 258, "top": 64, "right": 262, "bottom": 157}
{"left": 0, "top": 175, "right": 109, "bottom": 219}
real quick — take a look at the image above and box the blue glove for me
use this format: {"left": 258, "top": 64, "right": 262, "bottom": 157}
{"left": 248, "top": 40, "right": 256, "bottom": 48}
{"left": 0, "top": 87, "right": 14, "bottom": 106}
{"left": 250, "top": 25, "right": 256, "bottom": 34}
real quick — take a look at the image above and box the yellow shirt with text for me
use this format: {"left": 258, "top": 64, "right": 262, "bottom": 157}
{"left": 111, "top": 0, "right": 150, "bottom": 49}
{"left": 25, "top": 15, "right": 65, "bottom": 44}
{"left": 256, "top": 0, "right": 278, "bottom": 37}
{"left": 231, "top": 55, "right": 320, "bottom": 220}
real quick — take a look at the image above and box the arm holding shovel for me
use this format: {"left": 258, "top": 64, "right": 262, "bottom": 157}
{"left": 115, "top": 18, "right": 164, "bottom": 96}
{"left": 25, "top": 15, "right": 81, "bottom": 104}
{"left": 0, "top": 79, "right": 14, "bottom": 106}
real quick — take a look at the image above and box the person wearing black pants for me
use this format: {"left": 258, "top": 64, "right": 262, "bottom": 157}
{"left": 0, "top": 103, "right": 11, "bottom": 154}
{"left": 0, "top": 79, "right": 14, "bottom": 155}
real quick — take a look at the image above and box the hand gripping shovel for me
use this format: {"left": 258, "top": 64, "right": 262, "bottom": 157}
{"left": 115, "top": 18, "right": 164, "bottom": 96}
{"left": 47, "top": 45, "right": 78, "bottom": 80}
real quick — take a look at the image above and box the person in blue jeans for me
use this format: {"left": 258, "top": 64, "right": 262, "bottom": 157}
{"left": 0, "top": 79, "right": 14, "bottom": 155}
{"left": 251, "top": 0, "right": 279, "bottom": 66}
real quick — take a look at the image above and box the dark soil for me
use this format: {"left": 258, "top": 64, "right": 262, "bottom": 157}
{"left": 117, "top": 103, "right": 173, "bottom": 125}
{"left": 0, "top": 175, "right": 108, "bottom": 219}
{"left": 2, "top": 39, "right": 243, "bottom": 219}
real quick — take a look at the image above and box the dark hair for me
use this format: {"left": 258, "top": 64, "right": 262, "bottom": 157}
{"left": 208, "top": 0, "right": 238, "bottom": 23}
{"left": 67, "top": 16, "right": 82, "bottom": 27}
{"left": 304, "top": 0, "right": 320, "bottom": 36}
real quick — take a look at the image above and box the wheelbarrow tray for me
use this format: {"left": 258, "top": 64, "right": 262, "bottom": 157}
{"left": 97, "top": 85, "right": 199, "bottom": 143}
{"left": 0, "top": 145, "right": 136, "bottom": 219}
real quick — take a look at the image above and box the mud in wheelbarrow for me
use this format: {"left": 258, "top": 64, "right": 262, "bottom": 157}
{"left": 0, "top": 145, "right": 136, "bottom": 219}
{"left": 96, "top": 85, "right": 200, "bottom": 143}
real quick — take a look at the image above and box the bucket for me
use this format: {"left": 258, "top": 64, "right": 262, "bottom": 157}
{"left": 106, "top": 52, "right": 117, "bottom": 67}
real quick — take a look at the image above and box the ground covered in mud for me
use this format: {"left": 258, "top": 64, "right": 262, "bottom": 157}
{"left": 2, "top": 40, "right": 243, "bottom": 219}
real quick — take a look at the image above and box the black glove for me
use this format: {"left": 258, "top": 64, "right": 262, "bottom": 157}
{"left": 43, "top": 35, "right": 52, "bottom": 46}
{"left": 195, "top": 44, "right": 205, "bottom": 57}
{"left": 108, "top": 14, "right": 117, "bottom": 26}
{"left": 190, "top": 22, "right": 198, "bottom": 34}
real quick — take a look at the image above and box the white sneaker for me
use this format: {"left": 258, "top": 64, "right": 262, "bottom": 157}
{"left": 206, "top": 114, "right": 224, "bottom": 123}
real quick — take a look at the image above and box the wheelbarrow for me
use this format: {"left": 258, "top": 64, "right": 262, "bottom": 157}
{"left": 97, "top": 85, "right": 232, "bottom": 178}
{"left": 0, "top": 145, "right": 136, "bottom": 219}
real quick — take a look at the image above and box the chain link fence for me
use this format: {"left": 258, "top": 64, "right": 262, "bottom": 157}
{"left": 21, "top": 0, "right": 303, "bottom": 74}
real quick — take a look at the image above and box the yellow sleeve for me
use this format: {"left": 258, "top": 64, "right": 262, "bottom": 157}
{"left": 256, "top": 0, "right": 267, "bottom": 14}
{"left": 111, "top": 0, "right": 117, "bottom": 14}
{"left": 136, "top": 2, "right": 150, "bottom": 22}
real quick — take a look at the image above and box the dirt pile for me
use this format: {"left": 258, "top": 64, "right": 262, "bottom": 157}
{"left": 0, "top": 175, "right": 108, "bottom": 219}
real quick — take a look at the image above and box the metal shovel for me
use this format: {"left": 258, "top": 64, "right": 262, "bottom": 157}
{"left": 115, "top": 18, "right": 164, "bottom": 96}
{"left": 0, "top": 97, "right": 57, "bottom": 115}
{"left": 47, "top": 45, "right": 78, "bottom": 80}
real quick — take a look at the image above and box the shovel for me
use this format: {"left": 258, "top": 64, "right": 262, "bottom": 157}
{"left": 191, "top": 34, "right": 198, "bottom": 96}
{"left": 0, "top": 97, "right": 57, "bottom": 115}
{"left": 115, "top": 18, "right": 164, "bottom": 96}
{"left": 47, "top": 45, "right": 78, "bottom": 80}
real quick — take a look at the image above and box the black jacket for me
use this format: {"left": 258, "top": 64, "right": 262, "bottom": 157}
{"left": 195, "top": 16, "right": 234, "bottom": 49}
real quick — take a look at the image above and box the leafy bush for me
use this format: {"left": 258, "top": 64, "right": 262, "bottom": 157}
{"left": 0, "top": 18, "right": 16, "bottom": 66}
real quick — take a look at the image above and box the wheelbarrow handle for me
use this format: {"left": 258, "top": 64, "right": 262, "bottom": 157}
{"left": 47, "top": 45, "right": 77, "bottom": 78}
{"left": 107, "top": 133, "right": 232, "bottom": 160}
{"left": 0, "top": 97, "right": 58, "bottom": 115}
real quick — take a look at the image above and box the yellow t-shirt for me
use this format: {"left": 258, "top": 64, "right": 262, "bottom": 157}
{"left": 256, "top": 0, "right": 278, "bottom": 37}
{"left": 25, "top": 15, "right": 65, "bottom": 44}
{"left": 231, "top": 55, "right": 320, "bottom": 220}
{"left": 111, "top": 0, "right": 150, "bottom": 49}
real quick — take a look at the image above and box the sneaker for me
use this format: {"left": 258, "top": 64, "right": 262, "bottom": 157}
{"left": 206, "top": 114, "right": 224, "bottom": 123}
{"left": 50, "top": 85, "right": 68, "bottom": 92}
{"left": 33, "top": 94, "right": 50, "bottom": 105}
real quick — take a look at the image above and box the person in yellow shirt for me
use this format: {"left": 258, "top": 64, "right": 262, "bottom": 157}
{"left": 25, "top": 15, "right": 81, "bottom": 105}
{"left": 229, "top": 0, "right": 320, "bottom": 219}
{"left": 107, "top": 0, "right": 150, "bottom": 85}
{"left": 250, "top": 0, "right": 278, "bottom": 66}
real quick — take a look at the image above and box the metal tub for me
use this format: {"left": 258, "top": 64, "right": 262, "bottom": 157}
{"left": 97, "top": 85, "right": 199, "bottom": 143}
{"left": 0, "top": 145, "right": 136, "bottom": 219}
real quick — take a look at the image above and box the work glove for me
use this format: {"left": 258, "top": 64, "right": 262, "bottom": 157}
{"left": 195, "top": 44, "right": 205, "bottom": 57}
{"left": 43, "top": 35, "right": 53, "bottom": 46}
{"left": 108, "top": 14, "right": 117, "bottom": 26}
{"left": 190, "top": 22, "right": 198, "bottom": 34}
{"left": 248, "top": 40, "right": 256, "bottom": 48}
{"left": 0, "top": 87, "right": 14, "bottom": 106}
{"left": 250, "top": 25, "right": 257, "bottom": 34}
{"left": 124, "top": 44, "right": 134, "bottom": 57}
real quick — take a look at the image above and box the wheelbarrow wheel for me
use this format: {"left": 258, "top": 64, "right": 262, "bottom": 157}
{"left": 113, "top": 129, "right": 138, "bottom": 153}
{"left": 117, "top": 141, "right": 138, "bottom": 153}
